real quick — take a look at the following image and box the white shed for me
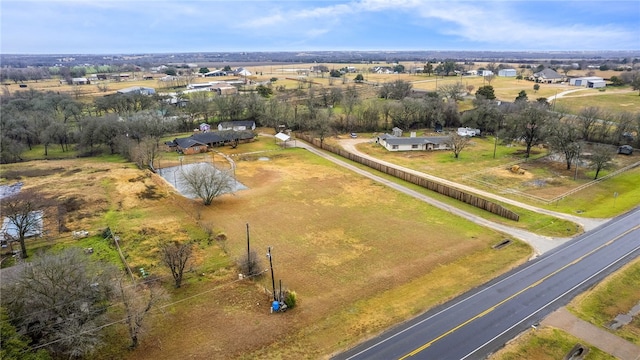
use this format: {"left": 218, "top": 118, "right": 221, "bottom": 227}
{"left": 498, "top": 69, "right": 517, "bottom": 77}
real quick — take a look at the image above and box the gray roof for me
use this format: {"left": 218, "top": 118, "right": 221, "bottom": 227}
{"left": 381, "top": 135, "right": 450, "bottom": 146}
{"left": 534, "top": 68, "right": 563, "bottom": 79}
{"left": 191, "top": 132, "right": 223, "bottom": 145}
{"left": 218, "top": 120, "right": 255, "bottom": 128}
{"left": 174, "top": 138, "right": 207, "bottom": 149}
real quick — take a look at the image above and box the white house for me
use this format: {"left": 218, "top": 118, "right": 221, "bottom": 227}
{"left": 376, "top": 134, "right": 450, "bottom": 152}
{"left": 498, "top": 69, "right": 517, "bottom": 77}
{"left": 479, "top": 70, "right": 494, "bottom": 77}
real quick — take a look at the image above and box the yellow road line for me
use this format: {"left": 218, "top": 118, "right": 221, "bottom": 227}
{"left": 399, "top": 225, "right": 640, "bottom": 359}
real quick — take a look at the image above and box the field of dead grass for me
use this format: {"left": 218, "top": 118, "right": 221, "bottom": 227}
{"left": 0, "top": 141, "right": 532, "bottom": 359}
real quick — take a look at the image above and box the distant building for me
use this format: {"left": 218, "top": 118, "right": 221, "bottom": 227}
{"left": 457, "top": 127, "right": 481, "bottom": 137}
{"left": 569, "top": 76, "right": 605, "bottom": 88}
{"left": 498, "top": 69, "right": 517, "bottom": 77}
{"left": 531, "top": 68, "right": 564, "bottom": 83}
{"left": 217, "top": 121, "right": 256, "bottom": 131}
{"left": 203, "top": 70, "right": 228, "bottom": 77}
{"left": 479, "top": 70, "right": 494, "bottom": 77}
{"left": 72, "top": 77, "right": 89, "bottom": 85}
{"left": 117, "top": 86, "right": 156, "bottom": 95}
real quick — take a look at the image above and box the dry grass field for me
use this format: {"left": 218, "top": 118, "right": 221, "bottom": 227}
{"left": 10, "top": 61, "right": 638, "bottom": 116}
{"left": 0, "top": 141, "right": 531, "bottom": 359}
{"left": 4, "top": 61, "right": 638, "bottom": 359}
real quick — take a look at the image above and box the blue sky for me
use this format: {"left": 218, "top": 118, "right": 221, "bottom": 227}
{"left": 1, "top": 0, "right": 639, "bottom": 54}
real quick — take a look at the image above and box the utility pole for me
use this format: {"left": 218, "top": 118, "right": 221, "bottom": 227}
{"left": 267, "top": 247, "right": 276, "bottom": 301}
{"left": 246, "top": 223, "right": 251, "bottom": 275}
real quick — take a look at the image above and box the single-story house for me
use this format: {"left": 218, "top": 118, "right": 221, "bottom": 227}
{"left": 203, "top": 70, "right": 228, "bottom": 77}
{"left": 569, "top": 76, "right": 605, "bottom": 88}
{"left": 218, "top": 121, "right": 256, "bottom": 131}
{"left": 170, "top": 130, "right": 255, "bottom": 152}
{"left": 479, "top": 70, "right": 494, "bottom": 77}
{"left": 498, "top": 69, "right": 517, "bottom": 77}
{"left": 531, "top": 68, "right": 564, "bottom": 83}
{"left": 191, "top": 132, "right": 225, "bottom": 147}
{"left": 117, "top": 86, "right": 156, "bottom": 96}
{"left": 72, "top": 77, "right": 90, "bottom": 85}
{"left": 1, "top": 210, "right": 44, "bottom": 243}
{"left": 457, "top": 127, "right": 481, "bottom": 137}
{"left": 173, "top": 137, "right": 208, "bottom": 155}
{"left": 376, "top": 134, "right": 450, "bottom": 152}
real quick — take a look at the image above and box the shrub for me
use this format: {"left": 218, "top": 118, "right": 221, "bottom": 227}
{"left": 284, "top": 290, "right": 297, "bottom": 309}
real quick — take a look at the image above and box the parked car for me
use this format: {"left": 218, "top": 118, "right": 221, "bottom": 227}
{"left": 350, "top": 133, "right": 358, "bottom": 138}
{"left": 617, "top": 145, "right": 633, "bottom": 155}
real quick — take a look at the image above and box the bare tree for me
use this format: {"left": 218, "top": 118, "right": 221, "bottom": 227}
{"left": 546, "top": 118, "right": 581, "bottom": 170}
{"left": 130, "top": 137, "right": 161, "bottom": 169}
{"left": 1, "top": 248, "right": 116, "bottom": 358}
{"left": 589, "top": 144, "right": 614, "bottom": 180}
{"left": 504, "top": 103, "right": 550, "bottom": 158}
{"left": 0, "top": 190, "right": 47, "bottom": 259}
{"left": 179, "top": 163, "right": 235, "bottom": 205}
{"left": 438, "top": 83, "right": 465, "bottom": 102}
{"left": 445, "top": 133, "right": 471, "bottom": 159}
{"left": 237, "top": 249, "right": 264, "bottom": 278}
{"left": 160, "top": 241, "right": 193, "bottom": 288}
{"left": 484, "top": 74, "right": 495, "bottom": 85}
{"left": 577, "top": 107, "right": 601, "bottom": 142}
{"left": 116, "top": 277, "right": 167, "bottom": 349}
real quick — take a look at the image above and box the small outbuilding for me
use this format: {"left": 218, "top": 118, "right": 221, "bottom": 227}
{"left": 498, "top": 69, "right": 517, "bottom": 77}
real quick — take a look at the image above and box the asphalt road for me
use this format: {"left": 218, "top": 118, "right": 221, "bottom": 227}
{"left": 290, "top": 137, "right": 639, "bottom": 359}
{"left": 334, "top": 207, "right": 640, "bottom": 359}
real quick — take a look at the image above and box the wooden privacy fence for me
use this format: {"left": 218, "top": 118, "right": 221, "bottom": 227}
{"left": 296, "top": 133, "right": 520, "bottom": 221}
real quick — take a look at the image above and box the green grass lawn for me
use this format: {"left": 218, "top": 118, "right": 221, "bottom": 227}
{"left": 556, "top": 89, "right": 640, "bottom": 115}
{"left": 350, "top": 137, "right": 640, "bottom": 218}
{"left": 491, "top": 328, "right": 616, "bottom": 360}
{"left": 568, "top": 258, "right": 640, "bottom": 345}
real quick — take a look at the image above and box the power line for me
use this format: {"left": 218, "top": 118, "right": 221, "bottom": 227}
{"left": 26, "top": 269, "right": 268, "bottom": 352}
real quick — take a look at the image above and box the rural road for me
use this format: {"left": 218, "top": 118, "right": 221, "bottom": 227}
{"left": 334, "top": 207, "right": 640, "bottom": 359}
{"left": 292, "top": 138, "right": 606, "bottom": 256}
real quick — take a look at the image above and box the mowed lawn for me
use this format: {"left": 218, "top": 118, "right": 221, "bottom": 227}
{"left": 350, "top": 137, "right": 640, "bottom": 218}
{"left": 117, "top": 146, "right": 531, "bottom": 359}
